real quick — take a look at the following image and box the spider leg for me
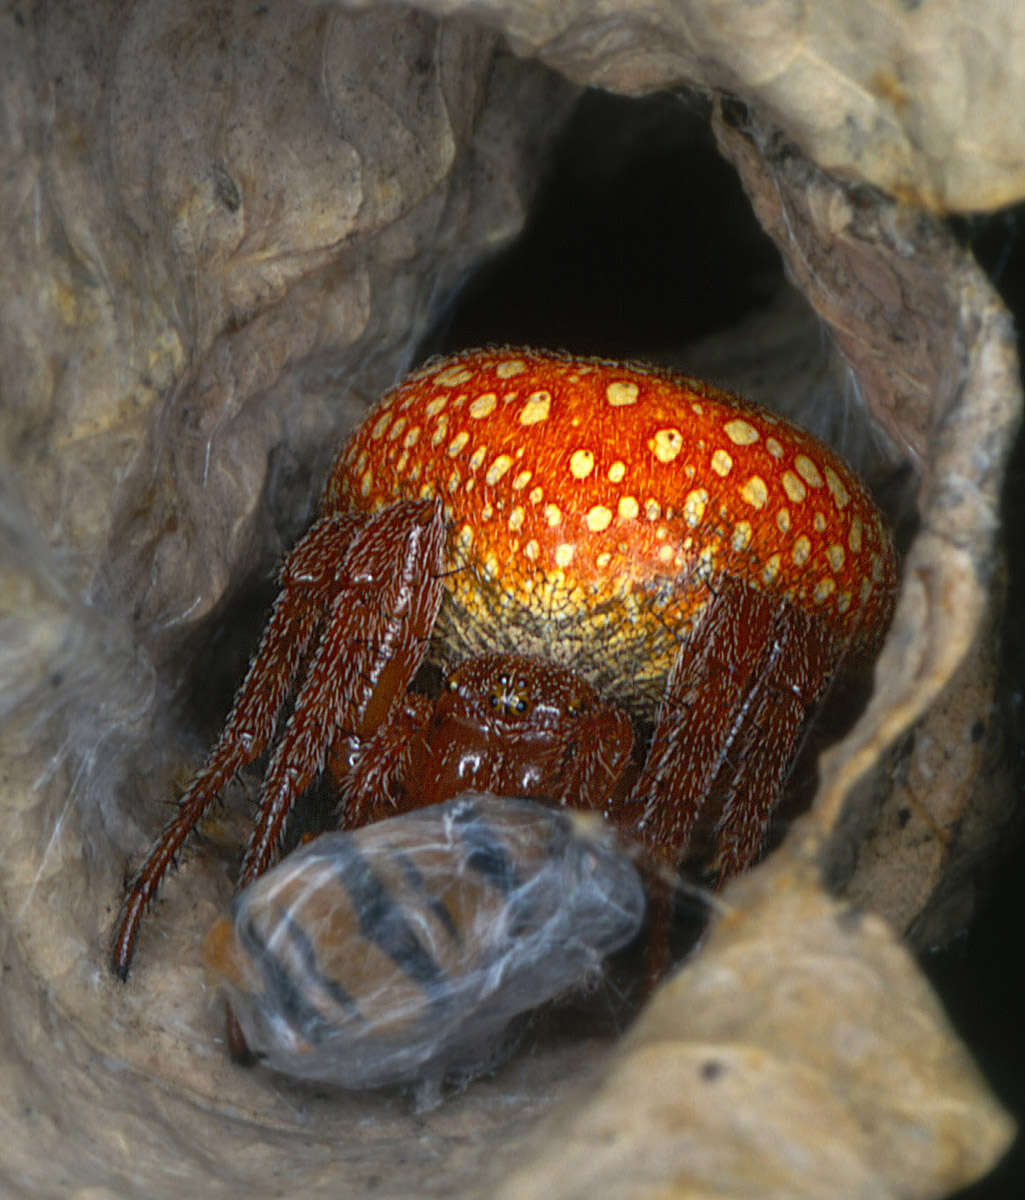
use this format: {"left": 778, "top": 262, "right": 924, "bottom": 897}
{"left": 558, "top": 707, "right": 636, "bottom": 813}
{"left": 625, "top": 577, "right": 840, "bottom": 983}
{"left": 705, "top": 598, "right": 840, "bottom": 882}
{"left": 328, "top": 693, "right": 433, "bottom": 827}
{"left": 111, "top": 511, "right": 362, "bottom": 979}
{"left": 629, "top": 576, "right": 840, "bottom": 879}
{"left": 237, "top": 500, "right": 446, "bottom": 887}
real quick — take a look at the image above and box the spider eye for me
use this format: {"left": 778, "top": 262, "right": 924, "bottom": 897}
{"left": 516, "top": 697, "right": 528, "bottom": 714}
{"left": 489, "top": 694, "right": 498, "bottom": 708}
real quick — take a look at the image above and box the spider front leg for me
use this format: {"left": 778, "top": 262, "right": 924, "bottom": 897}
{"left": 327, "top": 693, "right": 435, "bottom": 828}
{"left": 236, "top": 501, "right": 446, "bottom": 890}
{"left": 629, "top": 575, "right": 841, "bottom": 883}
{"left": 111, "top": 500, "right": 444, "bottom": 978}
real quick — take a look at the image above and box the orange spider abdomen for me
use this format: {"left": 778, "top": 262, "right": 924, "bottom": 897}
{"left": 327, "top": 347, "right": 896, "bottom": 715}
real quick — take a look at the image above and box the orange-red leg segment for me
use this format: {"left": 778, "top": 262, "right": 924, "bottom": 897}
{"left": 236, "top": 500, "right": 447, "bottom": 886}
{"left": 111, "top": 511, "right": 361, "bottom": 978}
{"left": 628, "top": 577, "right": 842, "bottom": 882}
{"left": 111, "top": 501, "right": 444, "bottom": 978}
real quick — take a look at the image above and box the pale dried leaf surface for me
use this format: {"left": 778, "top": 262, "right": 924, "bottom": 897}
{"left": 836, "top": 569, "right": 1016, "bottom": 945}
{"left": 499, "top": 853, "right": 1016, "bottom": 1200}
{"left": 340, "top": 0, "right": 1025, "bottom": 211}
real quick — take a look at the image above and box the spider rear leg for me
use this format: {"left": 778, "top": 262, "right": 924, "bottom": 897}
{"left": 111, "top": 511, "right": 363, "bottom": 979}
{"left": 630, "top": 577, "right": 840, "bottom": 877}
{"left": 111, "top": 501, "right": 444, "bottom": 978}
{"left": 236, "top": 500, "right": 446, "bottom": 887}
{"left": 628, "top": 577, "right": 840, "bottom": 978}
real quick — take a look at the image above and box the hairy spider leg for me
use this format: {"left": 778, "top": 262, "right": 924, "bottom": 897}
{"left": 628, "top": 576, "right": 841, "bottom": 878}
{"left": 111, "top": 501, "right": 444, "bottom": 979}
{"left": 235, "top": 499, "right": 446, "bottom": 887}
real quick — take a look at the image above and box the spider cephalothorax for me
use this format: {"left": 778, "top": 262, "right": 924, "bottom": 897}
{"left": 113, "top": 346, "right": 897, "bottom": 983}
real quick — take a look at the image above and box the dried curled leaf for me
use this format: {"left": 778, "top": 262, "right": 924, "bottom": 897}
{"left": 711, "top": 103, "right": 1022, "bottom": 948}
{"left": 500, "top": 853, "right": 1016, "bottom": 1200}
{"left": 351, "top": 0, "right": 1025, "bottom": 211}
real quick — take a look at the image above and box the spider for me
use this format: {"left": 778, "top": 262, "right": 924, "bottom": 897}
{"left": 112, "top": 346, "right": 897, "bottom": 986}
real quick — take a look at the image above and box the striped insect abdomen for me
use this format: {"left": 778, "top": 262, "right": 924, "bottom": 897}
{"left": 203, "top": 794, "right": 645, "bottom": 1090}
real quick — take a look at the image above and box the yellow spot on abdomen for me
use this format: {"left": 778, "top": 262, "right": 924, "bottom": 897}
{"left": 724, "top": 419, "right": 760, "bottom": 446}
{"left": 586, "top": 505, "right": 613, "bottom": 532}
{"left": 555, "top": 543, "right": 575, "bottom": 568}
{"left": 447, "top": 431, "right": 469, "bottom": 456}
{"left": 431, "top": 415, "right": 449, "bottom": 447}
{"left": 496, "top": 359, "right": 527, "bottom": 379}
{"left": 433, "top": 366, "right": 474, "bottom": 387}
{"left": 481, "top": 553, "right": 500, "bottom": 581}
{"left": 569, "top": 449, "right": 595, "bottom": 478}
{"left": 486, "top": 455, "right": 513, "bottom": 485}
{"left": 795, "top": 455, "right": 823, "bottom": 489}
{"left": 732, "top": 521, "right": 752, "bottom": 551}
{"left": 650, "top": 428, "right": 684, "bottom": 464}
{"left": 849, "top": 516, "right": 863, "bottom": 553}
{"left": 711, "top": 448, "right": 733, "bottom": 476}
{"left": 792, "top": 535, "right": 811, "bottom": 566}
{"left": 782, "top": 472, "right": 806, "bottom": 503}
{"left": 740, "top": 476, "right": 768, "bottom": 509}
{"left": 683, "top": 489, "right": 708, "bottom": 528}
{"left": 813, "top": 578, "right": 836, "bottom": 603}
{"left": 519, "top": 391, "right": 551, "bottom": 425}
{"left": 824, "top": 466, "right": 851, "bottom": 510}
{"left": 469, "top": 393, "right": 497, "bottom": 419}
{"left": 608, "top": 461, "right": 626, "bottom": 483}
{"left": 606, "top": 381, "right": 639, "bottom": 406}
{"left": 545, "top": 503, "right": 562, "bottom": 527}
{"left": 826, "top": 544, "right": 845, "bottom": 571}
{"left": 618, "top": 496, "right": 639, "bottom": 521}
